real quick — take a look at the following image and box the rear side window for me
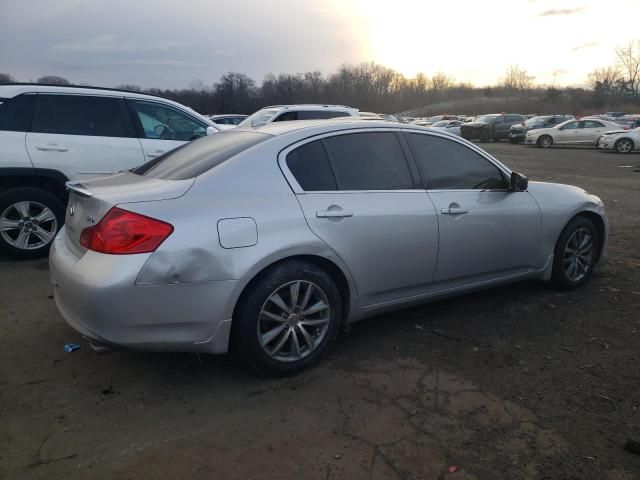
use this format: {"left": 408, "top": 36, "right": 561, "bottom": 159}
{"left": 286, "top": 140, "right": 337, "bottom": 191}
{"left": 324, "top": 132, "right": 413, "bottom": 190}
{"left": 135, "top": 131, "right": 271, "bottom": 180}
{"left": 407, "top": 133, "right": 506, "bottom": 190}
{"left": 0, "top": 94, "right": 36, "bottom": 132}
{"left": 31, "top": 94, "right": 134, "bottom": 137}
{"left": 584, "top": 120, "right": 603, "bottom": 128}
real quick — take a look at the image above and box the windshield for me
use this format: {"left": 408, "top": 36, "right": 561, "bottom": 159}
{"left": 133, "top": 131, "right": 271, "bottom": 180}
{"left": 526, "top": 116, "right": 550, "bottom": 126}
{"left": 475, "top": 114, "right": 500, "bottom": 123}
{"left": 431, "top": 120, "right": 449, "bottom": 127}
{"left": 238, "top": 108, "right": 279, "bottom": 127}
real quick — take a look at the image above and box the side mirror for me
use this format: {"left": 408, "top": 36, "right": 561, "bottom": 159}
{"left": 510, "top": 171, "right": 529, "bottom": 192}
{"left": 206, "top": 126, "right": 217, "bottom": 135}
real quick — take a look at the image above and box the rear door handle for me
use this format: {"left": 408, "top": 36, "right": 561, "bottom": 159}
{"left": 36, "top": 144, "right": 68, "bottom": 152}
{"left": 316, "top": 210, "right": 353, "bottom": 218}
{"left": 441, "top": 207, "right": 468, "bottom": 215}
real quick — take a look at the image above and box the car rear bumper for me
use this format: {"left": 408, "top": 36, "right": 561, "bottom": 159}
{"left": 49, "top": 230, "right": 235, "bottom": 354}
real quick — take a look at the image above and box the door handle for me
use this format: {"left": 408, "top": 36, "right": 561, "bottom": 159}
{"left": 36, "top": 144, "right": 68, "bottom": 152}
{"left": 441, "top": 207, "right": 468, "bottom": 215}
{"left": 316, "top": 210, "right": 353, "bottom": 218}
{"left": 146, "top": 150, "right": 165, "bottom": 158}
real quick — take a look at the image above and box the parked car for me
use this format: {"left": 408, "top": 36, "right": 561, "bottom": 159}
{"left": 0, "top": 84, "right": 222, "bottom": 258}
{"left": 525, "top": 118, "right": 621, "bottom": 148}
{"left": 429, "top": 119, "right": 464, "bottom": 136}
{"left": 603, "top": 111, "right": 627, "bottom": 118}
{"left": 239, "top": 105, "right": 358, "bottom": 127}
{"left": 611, "top": 117, "right": 640, "bottom": 130}
{"left": 598, "top": 127, "right": 640, "bottom": 153}
{"left": 460, "top": 114, "right": 526, "bottom": 142}
{"left": 208, "top": 114, "right": 248, "bottom": 126}
{"left": 50, "top": 120, "right": 607, "bottom": 375}
{"left": 509, "top": 115, "right": 574, "bottom": 144}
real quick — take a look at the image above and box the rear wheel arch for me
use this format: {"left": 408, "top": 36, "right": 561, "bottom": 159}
{"left": 0, "top": 168, "right": 69, "bottom": 204}
{"left": 232, "top": 254, "right": 352, "bottom": 327}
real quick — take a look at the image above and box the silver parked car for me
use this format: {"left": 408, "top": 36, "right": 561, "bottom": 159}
{"left": 50, "top": 120, "right": 608, "bottom": 374}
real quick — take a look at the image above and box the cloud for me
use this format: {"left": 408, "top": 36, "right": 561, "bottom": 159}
{"left": 571, "top": 42, "right": 598, "bottom": 52}
{"left": 52, "top": 35, "right": 192, "bottom": 53}
{"left": 539, "top": 6, "right": 587, "bottom": 16}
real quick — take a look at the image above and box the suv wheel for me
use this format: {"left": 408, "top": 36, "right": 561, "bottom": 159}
{"left": 233, "top": 260, "right": 343, "bottom": 375}
{"left": 614, "top": 138, "right": 634, "bottom": 153}
{"left": 479, "top": 130, "right": 490, "bottom": 142}
{"left": 0, "top": 188, "right": 65, "bottom": 259}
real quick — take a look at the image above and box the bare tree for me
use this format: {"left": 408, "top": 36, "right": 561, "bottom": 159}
{"left": 37, "top": 75, "right": 71, "bottom": 85}
{"left": 430, "top": 72, "right": 455, "bottom": 95}
{"left": 615, "top": 39, "right": 640, "bottom": 95}
{"left": 0, "top": 72, "right": 16, "bottom": 84}
{"left": 502, "top": 65, "right": 535, "bottom": 90}
{"left": 588, "top": 66, "right": 622, "bottom": 95}
{"left": 115, "top": 84, "right": 142, "bottom": 92}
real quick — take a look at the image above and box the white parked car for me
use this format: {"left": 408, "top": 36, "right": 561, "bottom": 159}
{"left": 239, "top": 105, "right": 359, "bottom": 127}
{"left": 597, "top": 127, "right": 640, "bottom": 153}
{"left": 0, "top": 84, "right": 222, "bottom": 258}
{"left": 525, "top": 118, "right": 621, "bottom": 148}
{"left": 429, "top": 120, "right": 463, "bottom": 136}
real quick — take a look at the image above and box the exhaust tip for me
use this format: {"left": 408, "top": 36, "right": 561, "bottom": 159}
{"left": 85, "top": 338, "right": 116, "bottom": 355}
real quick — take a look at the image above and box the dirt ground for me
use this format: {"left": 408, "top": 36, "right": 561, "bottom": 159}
{"left": 1, "top": 143, "right": 639, "bottom": 480}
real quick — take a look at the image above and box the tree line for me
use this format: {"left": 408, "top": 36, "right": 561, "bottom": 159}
{"left": 1, "top": 39, "right": 638, "bottom": 115}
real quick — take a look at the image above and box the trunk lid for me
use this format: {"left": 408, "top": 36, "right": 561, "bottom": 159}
{"left": 63, "top": 172, "right": 194, "bottom": 256}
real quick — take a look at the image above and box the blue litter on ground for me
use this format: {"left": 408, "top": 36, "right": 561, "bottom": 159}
{"left": 64, "top": 343, "right": 81, "bottom": 353}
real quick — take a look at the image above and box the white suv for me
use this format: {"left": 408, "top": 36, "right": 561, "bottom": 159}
{"left": 0, "top": 84, "right": 222, "bottom": 258}
{"left": 239, "top": 104, "right": 359, "bottom": 127}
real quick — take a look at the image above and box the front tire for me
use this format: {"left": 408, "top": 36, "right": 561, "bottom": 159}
{"left": 614, "top": 138, "right": 634, "bottom": 153}
{"left": 0, "top": 187, "right": 64, "bottom": 259}
{"left": 551, "top": 217, "right": 598, "bottom": 289}
{"left": 479, "top": 130, "right": 490, "bottom": 142}
{"left": 537, "top": 135, "right": 553, "bottom": 148}
{"left": 233, "top": 260, "right": 343, "bottom": 375}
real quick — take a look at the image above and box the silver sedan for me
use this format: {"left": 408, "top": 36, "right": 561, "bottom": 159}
{"left": 50, "top": 120, "right": 608, "bottom": 375}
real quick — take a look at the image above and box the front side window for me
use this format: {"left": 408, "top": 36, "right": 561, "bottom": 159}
{"left": 286, "top": 140, "right": 337, "bottom": 191}
{"left": 31, "top": 94, "right": 134, "bottom": 137}
{"left": 0, "top": 94, "right": 36, "bottom": 132}
{"left": 129, "top": 100, "right": 206, "bottom": 141}
{"left": 407, "top": 133, "right": 506, "bottom": 190}
{"left": 324, "top": 132, "right": 413, "bottom": 190}
{"left": 560, "top": 121, "right": 580, "bottom": 130}
{"left": 273, "top": 111, "right": 297, "bottom": 122}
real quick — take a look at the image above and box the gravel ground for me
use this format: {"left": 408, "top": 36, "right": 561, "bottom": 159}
{"left": 1, "top": 143, "right": 639, "bottom": 480}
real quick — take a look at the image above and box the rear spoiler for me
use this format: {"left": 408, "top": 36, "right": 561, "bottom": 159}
{"left": 65, "top": 181, "right": 93, "bottom": 198}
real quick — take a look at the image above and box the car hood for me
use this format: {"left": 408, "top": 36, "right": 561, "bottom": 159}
{"left": 527, "top": 181, "right": 603, "bottom": 208}
{"left": 602, "top": 129, "right": 628, "bottom": 135}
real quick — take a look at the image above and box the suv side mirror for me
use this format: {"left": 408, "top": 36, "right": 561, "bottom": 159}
{"left": 510, "top": 171, "right": 528, "bottom": 192}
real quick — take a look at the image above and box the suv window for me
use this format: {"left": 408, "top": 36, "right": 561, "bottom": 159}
{"left": 31, "top": 94, "right": 134, "bottom": 137}
{"left": 0, "top": 94, "right": 36, "bottom": 132}
{"left": 135, "top": 131, "right": 270, "bottom": 180}
{"left": 129, "top": 100, "right": 207, "bottom": 141}
{"left": 297, "top": 110, "right": 350, "bottom": 120}
{"left": 324, "top": 132, "right": 413, "bottom": 190}
{"left": 286, "top": 140, "right": 337, "bottom": 191}
{"left": 407, "top": 133, "right": 506, "bottom": 190}
{"left": 505, "top": 115, "right": 523, "bottom": 123}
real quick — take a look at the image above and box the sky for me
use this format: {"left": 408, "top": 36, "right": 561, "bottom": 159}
{"left": 1, "top": 0, "right": 639, "bottom": 89}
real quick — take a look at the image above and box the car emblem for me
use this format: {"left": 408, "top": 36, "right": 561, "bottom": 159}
{"left": 86, "top": 215, "right": 95, "bottom": 224}
{"left": 69, "top": 205, "right": 75, "bottom": 217}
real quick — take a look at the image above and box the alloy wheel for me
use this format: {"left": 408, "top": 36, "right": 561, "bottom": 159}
{"left": 0, "top": 201, "right": 58, "bottom": 251}
{"left": 257, "top": 280, "right": 331, "bottom": 362}
{"left": 562, "top": 227, "right": 594, "bottom": 282}
{"left": 616, "top": 139, "right": 633, "bottom": 153}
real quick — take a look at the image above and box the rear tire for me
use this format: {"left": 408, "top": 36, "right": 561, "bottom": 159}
{"left": 479, "top": 130, "right": 490, "bottom": 142}
{"left": 614, "top": 138, "right": 634, "bottom": 153}
{"left": 537, "top": 135, "right": 553, "bottom": 148}
{"left": 233, "top": 260, "right": 343, "bottom": 375}
{"left": 0, "top": 187, "right": 64, "bottom": 259}
{"left": 550, "top": 217, "right": 598, "bottom": 289}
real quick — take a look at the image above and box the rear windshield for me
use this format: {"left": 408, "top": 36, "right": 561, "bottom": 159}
{"left": 133, "top": 131, "right": 271, "bottom": 180}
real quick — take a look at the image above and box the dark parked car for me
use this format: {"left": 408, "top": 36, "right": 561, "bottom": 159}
{"left": 509, "top": 115, "right": 574, "bottom": 144}
{"left": 460, "top": 114, "right": 525, "bottom": 142}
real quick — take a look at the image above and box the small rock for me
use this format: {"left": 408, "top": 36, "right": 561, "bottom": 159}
{"left": 333, "top": 453, "right": 342, "bottom": 460}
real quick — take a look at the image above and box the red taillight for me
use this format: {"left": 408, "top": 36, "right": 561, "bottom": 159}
{"left": 79, "top": 207, "right": 173, "bottom": 255}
